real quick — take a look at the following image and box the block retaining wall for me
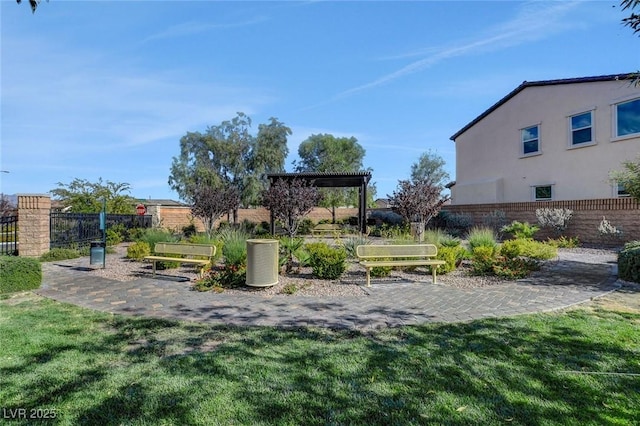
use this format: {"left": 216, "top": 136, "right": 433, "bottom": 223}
{"left": 151, "top": 206, "right": 359, "bottom": 233}
{"left": 443, "top": 198, "right": 639, "bottom": 245}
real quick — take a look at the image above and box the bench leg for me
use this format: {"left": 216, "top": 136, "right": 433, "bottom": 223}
{"left": 152, "top": 261, "right": 157, "bottom": 276}
{"left": 432, "top": 266, "right": 437, "bottom": 284}
{"left": 366, "top": 267, "right": 371, "bottom": 287}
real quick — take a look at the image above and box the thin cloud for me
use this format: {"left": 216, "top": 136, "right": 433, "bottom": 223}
{"left": 142, "top": 16, "right": 268, "bottom": 43}
{"left": 330, "top": 1, "right": 582, "bottom": 101}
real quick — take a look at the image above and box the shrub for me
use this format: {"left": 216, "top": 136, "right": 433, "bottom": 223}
{"left": 423, "top": 229, "right": 458, "bottom": 247}
{"left": 280, "top": 237, "right": 306, "bottom": 272}
{"left": 598, "top": 216, "right": 623, "bottom": 241}
{"left": 536, "top": 208, "right": 573, "bottom": 236}
{"left": 467, "top": 227, "right": 498, "bottom": 252}
{"left": 39, "top": 248, "right": 81, "bottom": 262}
{"left": 482, "top": 210, "right": 507, "bottom": 237}
{"left": 222, "top": 238, "right": 247, "bottom": 268}
{"left": 501, "top": 221, "right": 539, "bottom": 240}
{"left": 126, "top": 241, "right": 151, "bottom": 260}
{"left": 194, "top": 264, "right": 245, "bottom": 291}
{"left": 0, "top": 256, "right": 41, "bottom": 294}
{"left": 499, "top": 239, "right": 557, "bottom": 261}
{"left": 618, "top": 242, "right": 640, "bottom": 283}
{"left": 443, "top": 212, "right": 474, "bottom": 238}
{"left": 281, "top": 283, "right": 298, "bottom": 294}
{"left": 370, "top": 261, "right": 394, "bottom": 278}
{"left": 436, "top": 246, "right": 466, "bottom": 274}
{"left": 140, "top": 229, "right": 179, "bottom": 249}
{"left": 546, "top": 236, "right": 580, "bottom": 248}
{"left": 491, "top": 257, "right": 540, "bottom": 279}
{"left": 127, "top": 227, "right": 147, "bottom": 242}
{"left": 307, "top": 242, "right": 347, "bottom": 279}
{"left": 368, "top": 210, "right": 404, "bottom": 226}
{"left": 341, "top": 235, "right": 371, "bottom": 259}
{"left": 471, "top": 246, "right": 497, "bottom": 275}
{"left": 106, "top": 223, "right": 125, "bottom": 246}
{"left": 182, "top": 223, "right": 197, "bottom": 238}
{"left": 298, "top": 218, "right": 314, "bottom": 235}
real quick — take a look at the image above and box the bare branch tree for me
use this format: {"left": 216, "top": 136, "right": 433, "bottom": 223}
{"left": 388, "top": 179, "right": 449, "bottom": 240}
{"left": 261, "top": 178, "right": 320, "bottom": 238}
{"left": 191, "top": 185, "right": 240, "bottom": 238}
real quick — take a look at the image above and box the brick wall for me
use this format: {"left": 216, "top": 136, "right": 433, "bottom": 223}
{"left": 17, "top": 195, "right": 51, "bottom": 257}
{"left": 443, "top": 198, "right": 639, "bottom": 245}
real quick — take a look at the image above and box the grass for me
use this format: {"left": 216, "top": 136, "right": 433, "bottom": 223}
{"left": 1, "top": 295, "right": 639, "bottom": 425}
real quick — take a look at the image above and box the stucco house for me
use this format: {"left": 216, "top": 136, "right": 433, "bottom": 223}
{"left": 449, "top": 73, "right": 640, "bottom": 205}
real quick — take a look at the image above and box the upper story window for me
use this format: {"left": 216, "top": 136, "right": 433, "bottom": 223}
{"left": 521, "top": 125, "right": 540, "bottom": 155}
{"left": 615, "top": 97, "right": 640, "bottom": 138}
{"left": 569, "top": 111, "right": 593, "bottom": 146}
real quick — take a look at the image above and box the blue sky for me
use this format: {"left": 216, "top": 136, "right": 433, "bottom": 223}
{"left": 1, "top": 0, "right": 638, "bottom": 202}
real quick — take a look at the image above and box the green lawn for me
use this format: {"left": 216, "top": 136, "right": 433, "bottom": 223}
{"left": 1, "top": 295, "right": 639, "bottom": 425}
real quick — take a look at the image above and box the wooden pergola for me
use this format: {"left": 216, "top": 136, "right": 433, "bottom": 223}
{"left": 266, "top": 171, "right": 372, "bottom": 234}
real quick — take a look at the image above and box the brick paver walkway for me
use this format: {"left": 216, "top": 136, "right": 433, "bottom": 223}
{"left": 37, "top": 253, "right": 620, "bottom": 330}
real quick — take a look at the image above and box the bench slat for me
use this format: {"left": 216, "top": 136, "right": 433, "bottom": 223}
{"left": 357, "top": 244, "right": 438, "bottom": 258}
{"left": 153, "top": 242, "right": 214, "bottom": 257}
{"left": 356, "top": 244, "right": 442, "bottom": 286}
{"left": 144, "top": 243, "right": 216, "bottom": 278}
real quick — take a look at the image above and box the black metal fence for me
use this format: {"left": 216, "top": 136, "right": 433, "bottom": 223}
{"left": 0, "top": 215, "right": 18, "bottom": 256}
{"left": 50, "top": 213, "right": 152, "bottom": 249}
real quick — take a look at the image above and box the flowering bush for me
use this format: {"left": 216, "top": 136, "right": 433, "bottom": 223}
{"left": 536, "top": 208, "right": 573, "bottom": 236}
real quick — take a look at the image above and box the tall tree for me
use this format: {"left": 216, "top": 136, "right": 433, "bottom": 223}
{"left": 16, "top": 0, "right": 45, "bottom": 13}
{"left": 621, "top": 0, "right": 640, "bottom": 86}
{"left": 50, "top": 178, "right": 135, "bottom": 214}
{"left": 410, "top": 150, "right": 450, "bottom": 187}
{"left": 0, "top": 194, "right": 16, "bottom": 217}
{"left": 295, "top": 133, "right": 371, "bottom": 222}
{"left": 169, "top": 113, "right": 290, "bottom": 223}
{"left": 621, "top": 0, "right": 640, "bottom": 35}
{"left": 244, "top": 118, "right": 291, "bottom": 206}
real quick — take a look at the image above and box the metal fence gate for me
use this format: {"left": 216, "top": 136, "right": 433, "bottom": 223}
{"left": 0, "top": 215, "right": 18, "bottom": 256}
{"left": 50, "top": 213, "right": 152, "bottom": 249}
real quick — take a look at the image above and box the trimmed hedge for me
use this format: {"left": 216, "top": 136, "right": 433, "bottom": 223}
{"left": 0, "top": 256, "right": 42, "bottom": 294}
{"left": 618, "top": 241, "right": 640, "bottom": 283}
{"left": 306, "top": 242, "right": 347, "bottom": 280}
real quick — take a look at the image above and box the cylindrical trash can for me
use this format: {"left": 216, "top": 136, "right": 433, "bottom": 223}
{"left": 90, "top": 241, "right": 105, "bottom": 266}
{"left": 246, "top": 239, "right": 279, "bottom": 287}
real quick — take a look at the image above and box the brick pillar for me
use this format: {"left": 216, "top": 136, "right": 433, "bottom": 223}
{"left": 18, "top": 194, "right": 51, "bottom": 257}
{"left": 146, "top": 204, "right": 162, "bottom": 228}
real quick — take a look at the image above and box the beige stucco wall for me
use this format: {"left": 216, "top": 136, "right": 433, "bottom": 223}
{"left": 452, "top": 80, "right": 640, "bottom": 204}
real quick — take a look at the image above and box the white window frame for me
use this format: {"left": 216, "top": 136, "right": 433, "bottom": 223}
{"left": 614, "top": 181, "right": 631, "bottom": 198}
{"left": 612, "top": 96, "right": 640, "bottom": 141}
{"left": 567, "top": 110, "right": 595, "bottom": 148}
{"left": 531, "top": 184, "right": 553, "bottom": 201}
{"left": 521, "top": 124, "right": 541, "bottom": 157}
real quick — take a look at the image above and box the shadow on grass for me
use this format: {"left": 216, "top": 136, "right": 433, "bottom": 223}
{"left": 1, "top": 299, "right": 639, "bottom": 425}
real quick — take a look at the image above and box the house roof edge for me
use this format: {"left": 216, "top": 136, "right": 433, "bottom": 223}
{"left": 449, "top": 73, "right": 637, "bottom": 141}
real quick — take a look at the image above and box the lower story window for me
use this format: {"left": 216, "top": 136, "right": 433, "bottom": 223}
{"left": 534, "top": 185, "right": 552, "bottom": 201}
{"left": 617, "top": 182, "right": 630, "bottom": 197}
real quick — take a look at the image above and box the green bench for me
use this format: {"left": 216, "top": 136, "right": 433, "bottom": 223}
{"left": 144, "top": 242, "right": 216, "bottom": 278}
{"left": 356, "top": 244, "right": 446, "bottom": 287}
{"left": 312, "top": 223, "right": 342, "bottom": 237}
